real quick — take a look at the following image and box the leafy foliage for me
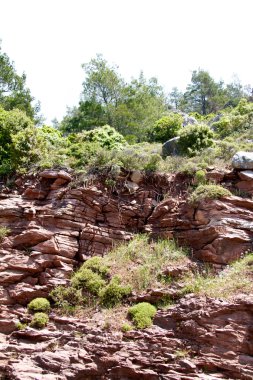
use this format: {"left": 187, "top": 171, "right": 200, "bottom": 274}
{"left": 28, "top": 298, "right": 50, "bottom": 313}
{"left": 189, "top": 184, "right": 232, "bottom": 204}
{"left": 99, "top": 276, "right": 132, "bottom": 308}
{"left": 0, "top": 226, "right": 10, "bottom": 241}
{"left": 60, "top": 55, "right": 167, "bottom": 140}
{"left": 0, "top": 107, "right": 42, "bottom": 174}
{"left": 178, "top": 124, "right": 214, "bottom": 156}
{"left": 0, "top": 43, "right": 39, "bottom": 120}
{"left": 30, "top": 312, "right": 49, "bottom": 329}
{"left": 128, "top": 302, "right": 157, "bottom": 329}
{"left": 71, "top": 268, "right": 106, "bottom": 295}
{"left": 50, "top": 286, "right": 85, "bottom": 311}
{"left": 148, "top": 114, "right": 183, "bottom": 142}
{"left": 81, "top": 125, "right": 127, "bottom": 150}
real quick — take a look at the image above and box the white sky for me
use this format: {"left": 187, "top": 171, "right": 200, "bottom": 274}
{"left": 0, "top": 0, "right": 253, "bottom": 123}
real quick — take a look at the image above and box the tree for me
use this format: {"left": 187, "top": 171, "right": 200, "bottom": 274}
{"left": 122, "top": 73, "right": 167, "bottom": 139}
{"left": 183, "top": 69, "right": 221, "bottom": 115}
{"left": 60, "top": 100, "right": 106, "bottom": 134}
{"left": 0, "top": 42, "right": 39, "bottom": 121}
{"left": 168, "top": 87, "right": 183, "bottom": 109}
{"left": 0, "top": 108, "right": 41, "bottom": 173}
{"left": 61, "top": 56, "right": 167, "bottom": 141}
{"left": 82, "top": 54, "right": 124, "bottom": 125}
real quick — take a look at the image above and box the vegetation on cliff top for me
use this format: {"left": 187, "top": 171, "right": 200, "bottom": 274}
{"left": 0, "top": 45, "right": 253, "bottom": 178}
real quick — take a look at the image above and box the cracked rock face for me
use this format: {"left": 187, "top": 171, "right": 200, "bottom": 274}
{"left": 0, "top": 169, "right": 253, "bottom": 379}
{"left": 1, "top": 296, "right": 253, "bottom": 379}
{"left": 0, "top": 171, "right": 253, "bottom": 320}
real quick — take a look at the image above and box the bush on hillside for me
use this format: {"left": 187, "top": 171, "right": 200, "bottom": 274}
{"left": 0, "top": 108, "right": 42, "bottom": 174}
{"left": 148, "top": 114, "right": 183, "bottom": 143}
{"left": 30, "top": 312, "right": 49, "bottom": 329}
{"left": 71, "top": 268, "right": 106, "bottom": 295}
{"left": 99, "top": 276, "right": 132, "bottom": 308}
{"left": 178, "top": 124, "right": 214, "bottom": 156}
{"left": 128, "top": 302, "right": 157, "bottom": 329}
{"left": 81, "top": 125, "right": 127, "bottom": 150}
{"left": 28, "top": 297, "right": 50, "bottom": 313}
{"left": 189, "top": 184, "right": 232, "bottom": 204}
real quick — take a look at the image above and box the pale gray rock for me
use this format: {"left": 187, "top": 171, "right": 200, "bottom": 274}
{"left": 232, "top": 151, "right": 253, "bottom": 169}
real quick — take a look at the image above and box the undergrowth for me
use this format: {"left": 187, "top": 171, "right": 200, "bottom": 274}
{"left": 181, "top": 254, "right": 253, "bottom": 298}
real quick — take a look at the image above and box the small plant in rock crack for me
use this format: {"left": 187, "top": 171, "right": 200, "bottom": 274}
{"left": 30, "top": 312, "right": 49, "bottom": 329}
{"left": 128, "top": 302, "right": 157, "bottom": 329}
{"left": 28, "top": 297, "right": 51, "bottom": 313}
{"left": 0, "top": 226, "right": 10, "bottom": 242}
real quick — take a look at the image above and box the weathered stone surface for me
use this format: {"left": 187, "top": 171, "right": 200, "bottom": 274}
{"left": 232, "top": 151, "right": 253, "bottom": 169}
{"left": 0, "top": 170, "right": 253, "bottom": 379}
{"left": 238, "top": 170, "right": 253, "bottom": 181}
{"left": 130, "top": 170, "right": 143, "bottom": 184}
{"left": 12, "top": 229, "right": 53, "bottom": 249}
{"left": 2, "top": 296, "right": 253, "bottom": 379}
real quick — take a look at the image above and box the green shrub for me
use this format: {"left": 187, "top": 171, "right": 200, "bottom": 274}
{"left": 15, "top": 321, "right": 27, "bottom": 330}
{"left": 99, "top": 276, "right": 132, "bottom": 308}
{"left": 81, "top": 125, "right": 127, "bottom": 150}
{"left": 71, "top": 268, "right": 106, "bottom": 295}
{"left": 82, "top": 256, "right": 109, "bottom": 277}
{"left": 143, "top": 153, "right": 161, "bottom": 171}
{"left": 28, "top": 297, "right": 50, "bottom": 313}
{"left": 128, "top": 302, "right": 157, "bottom": 329}
{"left": 0, "top": 107, "right": 42, "bottom": 174}
{"left": 148, "top": 114, "right": 183, "bottom": 143}
{"left": 189, "top": 184, "right": 232, "bottom": 204}
{"left": 30, "top": 312, "right": 49, "bottom": 329}
{"left": 121, "top": 323, "right": 132, "bottom": 332}
{"left": 212, "top": 114, "right": 247, "bottom": 137}
{"left": 178, "top": 124, "right": 214, "bottom": 156}
{"left": 50, "top": 286, "right": 85, "bottom": 309}
{"left": 194, "top": 170, "right": 206, "bottom": 185}
{"left": 0, "top": 226, "right": 10, "bottom": 242}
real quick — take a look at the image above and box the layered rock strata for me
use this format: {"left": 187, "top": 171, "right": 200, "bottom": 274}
{"left": 1, "top": 295, "right": 253, "bottom": 379}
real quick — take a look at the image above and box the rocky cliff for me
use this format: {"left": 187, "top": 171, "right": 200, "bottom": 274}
{"left": 0, "top": 168, "right": 253, "bottom": 379}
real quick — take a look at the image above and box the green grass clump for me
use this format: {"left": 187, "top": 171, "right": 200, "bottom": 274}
{"left": 0, "top": 226, "right": 10, "bottom": 242}
{"left": 105, "top": 235, "right": 188, "bottom": 292}
{"left": 128, "top": 302, "right": 157, "bottom": 329}
{"left": 189, "top": 184, "right": 231, "bottom": 204}
{"left": 15, "top": 321, "right": 27, "bottom": 330}
{"left": 50, "top": 286, "right": 85, "bottom": 313}
{"left": 194, "top": 169, "right": 206, "bottom": 185}
{"left": 30, "top": 312, "right": 49, "bottom": 329}
{"left": 121, "top": 323, "right": 132, "bottom": 332}
{"left": 71, "top": 268, "right": 106, "bottom": 295}
{"left": 81, "top": 256, "right": 109, "bottom": 277}
{"left": 28, "top": 297, "right": 50, "bottom": 313}
{"left": 181, "top": 254, "right": 253, "bottom": 298}
{"left": 99, "top": 276, "right": 132, "bottom": 308}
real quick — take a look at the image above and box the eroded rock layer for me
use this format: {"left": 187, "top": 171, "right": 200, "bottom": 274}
{"left": 1, "top": 296, "right": 253, "bottom": 379}
{"left": 0, "top": 168, "right": 253, "bottom": 379}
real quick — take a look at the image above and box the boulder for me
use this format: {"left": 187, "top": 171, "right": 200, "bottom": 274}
{"left": 232, "top": 151, "right": 253, "bottom": 169}
{"left": 238, "top": 170, "right": 253, "bottom": 181}
{"left": 130, "top": 170, "right": 143, "bottom": 184}
{"left": 162, "top": 136, "right": 180, "bottom": 157}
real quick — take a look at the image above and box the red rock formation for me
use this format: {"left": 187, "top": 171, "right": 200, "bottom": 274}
{"left": 0, "top": 169, "right": 253, "bottom": 313}
{"left": 0, "top": 169, "right": 253, "bottom": 379}
{"left": 1, "top": 295, "right": 253, "bottom": 379}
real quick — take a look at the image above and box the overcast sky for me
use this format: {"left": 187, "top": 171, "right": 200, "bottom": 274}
{"left": 1, "top": 0, "right": 252, "bottom": 123}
